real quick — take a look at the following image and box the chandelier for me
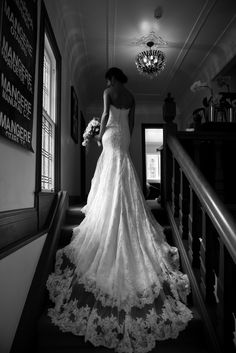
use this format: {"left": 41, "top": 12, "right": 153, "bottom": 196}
{"left": 135, "top": 41, "right": 166, "bottom": 79}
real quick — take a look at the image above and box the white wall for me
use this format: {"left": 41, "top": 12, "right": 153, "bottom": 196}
{"left": 0, "top": 234, "right": 47, "bottom": 353}
{"left": 0, "top": 141, "right": 36, "bottom": 211}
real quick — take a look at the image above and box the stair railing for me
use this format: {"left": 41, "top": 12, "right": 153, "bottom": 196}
{"left": 162, "top": 126, "right": 236, "bottom": 353}
{"left": 10, "top": 190, "right": 69, "bottom": 353}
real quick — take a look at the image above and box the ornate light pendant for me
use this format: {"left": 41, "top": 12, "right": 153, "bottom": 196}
{"left": 135, "top": 41, "right": 166, "bottom": 79}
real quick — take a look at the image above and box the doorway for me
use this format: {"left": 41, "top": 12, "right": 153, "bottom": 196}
{"left": 142, "top": 124, "right": 163, "bottom": 200}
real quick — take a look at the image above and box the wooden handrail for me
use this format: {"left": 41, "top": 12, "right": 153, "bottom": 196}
{"left": 10, "top": 190, "right": 69, "bottom": 353}
{"left": 167, "top": 134, "right": 236, "bottom": 263}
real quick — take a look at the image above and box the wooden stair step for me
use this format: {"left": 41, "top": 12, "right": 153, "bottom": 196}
{"left": 67, "top": 205, "right": 86, "bottom": 214}
{"left": 147, "top": 200, "right": 169, "bottom": 226}
{"left": 58, "top": 225, "right": 79, "bottom": 247}
{"left": 65, "top": 208, "right": 85, "bottom": 225}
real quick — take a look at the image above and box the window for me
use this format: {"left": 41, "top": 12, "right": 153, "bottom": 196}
{"left": 36, "top": 2, "right": 61, "bottom": 229}
{"left": 41, "top": 34, "right": 57, "bottom": 192}
{"left": 146, "top": 153, "right": 161, "bottom": 182}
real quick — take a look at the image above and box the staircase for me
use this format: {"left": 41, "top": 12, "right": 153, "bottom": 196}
{"left": 36, "top": 200, "right": 210, "bottom": 353}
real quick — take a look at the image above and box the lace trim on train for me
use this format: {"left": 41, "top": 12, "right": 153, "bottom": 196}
{"left": 46, "top": 246, "right": 192, "bottom": 352}
{"left": 47, "top": 245, "right": 191, "bottom": 313}
{"left": 47, "top": 297, "right": 192, "bottom": 353}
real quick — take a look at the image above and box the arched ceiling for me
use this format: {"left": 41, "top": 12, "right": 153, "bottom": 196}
{"left": 53, "top": 0, "right": 236, "bottom": 108}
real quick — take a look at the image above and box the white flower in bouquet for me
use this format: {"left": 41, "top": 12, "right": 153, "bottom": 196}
{"left": 82, "top": 117, "right": 100, "bottom": 146}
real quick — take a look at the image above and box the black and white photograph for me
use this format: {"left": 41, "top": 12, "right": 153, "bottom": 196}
{"left": 0, "top": 1, "right": 236, "bottom": 353}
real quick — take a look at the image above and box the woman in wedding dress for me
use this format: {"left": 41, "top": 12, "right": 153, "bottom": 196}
{"left": 46, "top": 67, "right": 193, "bottom": 353}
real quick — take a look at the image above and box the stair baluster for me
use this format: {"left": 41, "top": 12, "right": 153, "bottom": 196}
{"left": 188, "top": 188, "right": 201, "bottom": 268}
{"left": 179, "top": 170, "right": 190, "bottom": 240}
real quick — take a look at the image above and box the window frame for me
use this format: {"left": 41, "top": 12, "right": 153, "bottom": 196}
{"left": 36, "top": 2, "right": 61, "bottom": 197}
{"left": 41, "top": 34, "right": 57, "bottom": 192}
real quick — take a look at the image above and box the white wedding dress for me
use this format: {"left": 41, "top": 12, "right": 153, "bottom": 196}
{"left": 47, "top": 104, "right": 193, "bottom": 353}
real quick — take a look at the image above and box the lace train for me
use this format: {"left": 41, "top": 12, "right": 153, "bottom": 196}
{"left": 46, "top": 245, "right": 192, "bottom": 353}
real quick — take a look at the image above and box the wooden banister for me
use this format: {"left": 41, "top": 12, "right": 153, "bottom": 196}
{"left": 10, "top": 190, "right": 69, "bottom": 353}
{"left": 163, "top": 128, "right": 236, "bottom": 353}
{"left": 167, "top": 134, "right": 236, "bottom": 263}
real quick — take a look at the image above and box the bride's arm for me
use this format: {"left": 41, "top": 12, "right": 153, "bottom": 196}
{"left": 96, "top": 90, "right": 110, "bottom": 143}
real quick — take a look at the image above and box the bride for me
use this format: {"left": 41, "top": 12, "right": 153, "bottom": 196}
{"left": 46, "top": 67, "right": 192, "bottom": 353}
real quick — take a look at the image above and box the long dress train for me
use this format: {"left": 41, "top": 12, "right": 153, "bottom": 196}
{"left": 46, "top": 105, "right": 193, "bottom": 353}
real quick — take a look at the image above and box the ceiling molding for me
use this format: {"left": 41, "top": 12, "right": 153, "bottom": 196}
{"left": 45, "top": 0, "right": 235, "bottom": 117}
{"left": 106, "top": 0, "right": 118, "bottom": 69}
{"left": 191, "top": 12, "right": 236, "bottom": 79}
{"left": 53, "top": 0, "right": 88, "bottom": 79}
{"left": 78, "top": 8, "right": 89, "bottom": 61}
{"left": 162, "top": 0, "right": 217, "bottom": 94}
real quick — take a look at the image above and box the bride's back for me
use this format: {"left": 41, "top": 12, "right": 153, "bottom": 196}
{"left": 108, "top": 85, "right": 134, "bottom": 110}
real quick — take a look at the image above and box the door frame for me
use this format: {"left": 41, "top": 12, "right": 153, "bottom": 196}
{"left": 141, "top": 123, "right": 164, "bottom": 198}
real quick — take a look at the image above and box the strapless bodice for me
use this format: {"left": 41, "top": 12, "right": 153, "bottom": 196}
{"left": 102, "top": 104, "right": 131, "bottom": 153}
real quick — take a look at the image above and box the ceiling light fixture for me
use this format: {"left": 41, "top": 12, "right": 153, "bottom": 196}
{"left": 135, "top": 40, "right": 166, "bottom": 79}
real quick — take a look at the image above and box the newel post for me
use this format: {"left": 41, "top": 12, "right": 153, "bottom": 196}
{"left": 161, "top": 93, "right": 177, "bottom": 208}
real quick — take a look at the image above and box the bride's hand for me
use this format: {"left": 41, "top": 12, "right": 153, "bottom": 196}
{"left": 94, "top": 135, "right": 102, "bottom": 146}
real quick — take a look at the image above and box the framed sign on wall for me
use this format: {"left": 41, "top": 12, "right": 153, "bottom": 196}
{"left": 0, "top": 0, "right": 38, "bottom": 151}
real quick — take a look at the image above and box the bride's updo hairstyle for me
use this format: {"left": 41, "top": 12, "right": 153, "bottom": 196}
{"left": 105, "top": 67, "right": 128, "bottom": 84}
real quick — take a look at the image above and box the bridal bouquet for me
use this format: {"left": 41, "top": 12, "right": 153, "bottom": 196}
{"left": 82, "top": 117, "right": 100, "bottom": 146}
